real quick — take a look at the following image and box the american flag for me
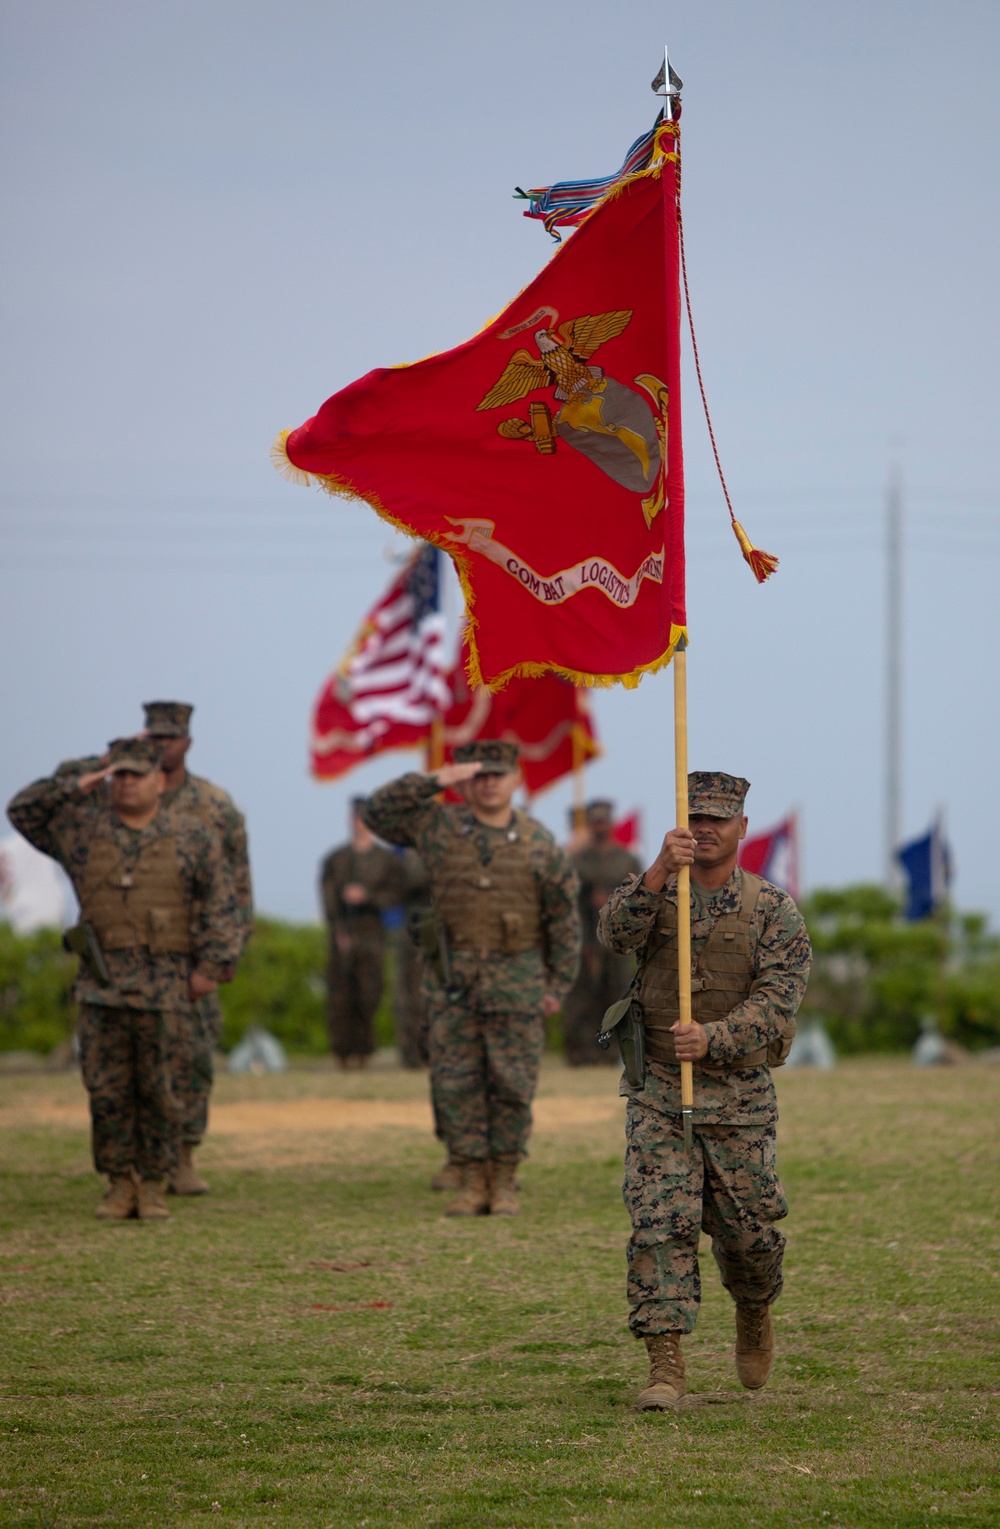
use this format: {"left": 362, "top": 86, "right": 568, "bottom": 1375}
{"left": 310, "top": 544, "right": 452, "bottom": 779}
{"left": 739, "top": 813, "right": 801, "bottom": 902}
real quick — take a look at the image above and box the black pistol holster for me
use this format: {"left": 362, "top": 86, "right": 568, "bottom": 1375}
{"left": 62, "top": 921, "right": 111, "bottom": 985}
{"left": 406, "top": 906, "right": 461, "bottom": 1001}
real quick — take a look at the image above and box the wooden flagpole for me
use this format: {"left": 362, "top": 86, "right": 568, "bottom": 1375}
{"left": 673, "top": 636, "right": 694, "bottom": 1153}
{"left": 657, "top": 45, "right": 694, "bottom": 1153}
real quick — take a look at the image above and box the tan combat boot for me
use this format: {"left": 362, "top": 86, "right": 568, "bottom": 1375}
{"left": 488, "top": 1159, "right": 519, "bottom": 1216}
{"left": 443, "top": 1160, "right": 490, "bottom": 1217}
{"left": 636, "top": 1331, "right": 686, "bottom": 1409}
{"left": 136, "top": 1179, "right": 171, "bottom": 1221}
{"left": 735, "top": 1302, "right": 775, "bottom": 1389}
{"left": 95, "top": 1175, "right": 138, "bottom": 1221}
{"left": 168, "top": 1145, "right": 210, "bottom": 1196}
{"left": 430, "top": 1157, "right": 462, "bottom": 1192}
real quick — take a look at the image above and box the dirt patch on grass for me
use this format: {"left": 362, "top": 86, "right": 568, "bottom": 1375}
{"left": 0, "top": 1088, "right": 623, "bottom": 1138}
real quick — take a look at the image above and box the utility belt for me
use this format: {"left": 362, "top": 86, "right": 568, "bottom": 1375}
{"left": 598, "top": 998, "right": 773, "bottom": 1089}
{"left": 642, "top": 1018, "right": 768, "bottom": 1074}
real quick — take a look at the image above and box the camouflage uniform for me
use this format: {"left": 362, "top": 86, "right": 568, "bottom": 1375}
{"left": 564, "top": 837, "right": 642, "bottom": 1064}
{"left": 159, "top": 770, "right": 252, "bottom": 1145}
{"left": 362, "top": 766, "right": 580, "bottom": 1164}
{"left": 320, "top": 840, "right": 404, "bottom": 1061}
{"left": 7, "top": 749, "right": 242, "bottom": 1182}
{"left": 598, "top": 774, "right": 810, "bottom": 1338}
{"left": 392, "top": 848, "right": 431, "bottom": 1068}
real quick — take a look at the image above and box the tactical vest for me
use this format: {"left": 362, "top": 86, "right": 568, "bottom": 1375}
{"left": 638, "top": 869, "right": 794, "bottom": 1073}
{"left": 431, "top": 811, "right": 543, "bottom": 957}
{"left": 166, "top": 775, "right": 215, "bottom": 827}
{"left": 78, "top": 829, "right": 191, "bottom": 954}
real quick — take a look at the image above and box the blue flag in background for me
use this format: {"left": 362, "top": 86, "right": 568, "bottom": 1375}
{"left": 897, "top": 819, "right": 952, "bottom": 920}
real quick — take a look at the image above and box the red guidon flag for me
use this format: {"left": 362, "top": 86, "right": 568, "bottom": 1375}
{"left": 444, "top": 636, "right": 599, "bottom": 794}
{"left": 275, "top": 122, "right": 686, "bottom": 688}
{"left": 739, "top": 814, "right": 801, "bottom": 902}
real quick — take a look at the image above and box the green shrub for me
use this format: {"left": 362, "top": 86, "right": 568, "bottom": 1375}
{"left": 5, "top": 890, "right": 1000, "bottom": 1060}
{"left": 800, "top": 886, "right": 1000, "bottom": 1053}
{"left": 218, "top": 916, "right": 327, "bottom": 1053}
{"left": 0, "top": 923, "right": 76, "bottom": 1054}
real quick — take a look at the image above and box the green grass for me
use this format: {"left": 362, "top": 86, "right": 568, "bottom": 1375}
{"left": 0, "top": 1059, "right": 997, "bottom": 1527}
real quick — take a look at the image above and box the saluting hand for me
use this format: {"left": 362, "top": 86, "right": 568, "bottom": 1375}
{"left": 432, "top": 762, "right": 483, "bottom": 788}
{"left": 78, "top": 765, "right": 113, "bottom": 795}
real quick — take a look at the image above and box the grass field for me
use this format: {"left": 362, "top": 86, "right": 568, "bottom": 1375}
{"left": 1, "top": 1057, "right": 997, "bottom": 1528}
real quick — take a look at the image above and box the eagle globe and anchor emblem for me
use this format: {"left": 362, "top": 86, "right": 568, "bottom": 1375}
{"left": 476, "top": 306, "right": 669, "bottom": 528}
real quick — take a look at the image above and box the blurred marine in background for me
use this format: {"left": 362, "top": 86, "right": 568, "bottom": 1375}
{"left": 7, "top": 736, "right": 242, "bottom": 1221}
{"left": 143, "top": 700, "right": 253, "bottom": 1195}
{"left": 320, "top": 798, "right": 405, "bottom": 1068}
{"left": 564, "top": 799, "right": 642, "bottom": 1065}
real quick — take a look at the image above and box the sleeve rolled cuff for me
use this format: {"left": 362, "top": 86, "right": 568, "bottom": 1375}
{"left": 194, "top": 961, "right": 233, "bottom": 985}
{"left": 702, "top": 1021, "right": 738, "bottom": 1066}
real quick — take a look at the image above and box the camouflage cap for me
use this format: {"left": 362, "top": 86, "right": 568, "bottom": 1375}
{"left": 453, "top": 739, "right": 520, "bottom": 774}
{"left": 106, "top": 736, "right": 164, "bottom": 775}
{"left": 585, "top": 799, "right": 614, "bottom": 822}
{"left": 143, "top": 700, "right": 193, "bottom": 737}
{"left": 688, "top": 771, "right": 750, "bottom": 819}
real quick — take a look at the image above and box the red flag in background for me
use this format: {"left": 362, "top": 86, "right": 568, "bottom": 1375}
{"left": 611, "top": 811, "right": 642, "bottom": 852}
{"left": 444, "top": 637, "right": 599, "bottom": 795}
{"left": 310, "top": 545, "right": 450, "bottom": 780}
{"left": 739, "top": 814, "right": 801, "bottom": 902}
{"left": 276, "top": 124, "right": 686, "bottom": 689}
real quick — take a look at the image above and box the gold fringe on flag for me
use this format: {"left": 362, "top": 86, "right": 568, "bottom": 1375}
{"left": 270, "top": 430, "right": 313, "bottom": 487}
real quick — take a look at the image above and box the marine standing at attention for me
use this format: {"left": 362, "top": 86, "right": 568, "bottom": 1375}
{"left": 563, "top": 799, "right": 642, "bottom": 1065}
{"left": 362, "top": 740, "right": 580, "bottom": 1216}
{"left": 392, "top": 846, "right": 432, "bottom": 1070}
{"left": 320, "top": 798, "right": 405, "bottom": 1068}
{"left": 143, "top": 700, "right": 253, "bottom": 1196}
{"left": 7, "top": 737, "right": 242, "bottom": 1221}
{"left": 598, "top": 772, "right": 811, "bottom": 1408}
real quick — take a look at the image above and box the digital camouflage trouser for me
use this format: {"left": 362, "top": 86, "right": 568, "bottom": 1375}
{"left": 326, "top": 936, "right": 385, "bottom": 1060}
{"left": 171, "top": 993, "right": 224, "bottom": 1146}
{"left": 77, "top": 1003, "right": 186, "bottom": 1180}
{"left": 392, "top": 931, "right": 429, "bottom": 1069}
{"left": 623, "top": 1096, "right": 788, "bottom": 1336}
{"left": 428, "top": 998, "right": 545, "bottom": 1162}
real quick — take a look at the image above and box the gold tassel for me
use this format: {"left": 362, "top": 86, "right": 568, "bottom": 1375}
{"left": 731, "top": 518, "right": 779, "bottom": 584}
{"left": 270, "top": 429, "right": 314, "bottom": 488}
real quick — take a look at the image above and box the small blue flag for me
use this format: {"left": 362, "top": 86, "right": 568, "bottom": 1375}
{"left": 897, "top": 818, "right": 952, "bottom": 921}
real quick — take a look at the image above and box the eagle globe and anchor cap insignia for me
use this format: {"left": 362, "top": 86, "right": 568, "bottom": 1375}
{"left": 476, "top": 307, "right": 669, "bottom": 531}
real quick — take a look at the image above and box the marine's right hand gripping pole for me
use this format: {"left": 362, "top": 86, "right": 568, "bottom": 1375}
{"left": 673, "top": 637, "right": 695, "bottom": 1153}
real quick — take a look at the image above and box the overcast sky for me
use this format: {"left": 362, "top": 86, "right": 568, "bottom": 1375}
{"left": 2, "top": 0, "right": 998, "bottom": 922}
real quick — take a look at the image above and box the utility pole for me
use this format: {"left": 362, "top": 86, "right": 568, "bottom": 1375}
{"left": 885, "top": 465, "right": 903, "bottom": 891}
